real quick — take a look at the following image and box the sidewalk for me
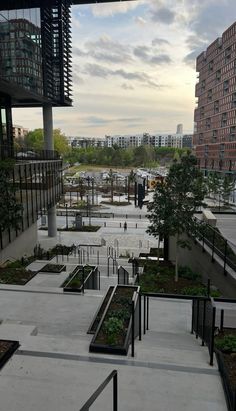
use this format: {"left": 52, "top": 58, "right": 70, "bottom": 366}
{"left": 0, "top": 281, "right": 227, "bottom": 411}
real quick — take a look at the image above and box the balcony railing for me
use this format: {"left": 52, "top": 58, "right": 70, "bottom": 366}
{"left": 0, "top": 144, "right": 60, "bottom": 161}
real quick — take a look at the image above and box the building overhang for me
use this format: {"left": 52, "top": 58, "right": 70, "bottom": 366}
{"left": 1, "top": 0, "right": 135, "bottom": 10}
{"left": 0, "top": 79, "right": 72, "bottom": 107}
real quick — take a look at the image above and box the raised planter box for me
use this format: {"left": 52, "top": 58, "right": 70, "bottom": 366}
{"left": 0, "top": 267, "right": 37, "bottom": 285}
{"left": 89, "top": 285, "right": 140, "bottom": 355}
{"left": 87, "top": 286, "right": 114, "bottom": 334}
{"left": 62, "top": 265, "right": 99, "bottom": 292}
{"left": 40, "top": 263, "right": 66, "bottom": 273}
{"left": 215, "top": 348, "right": 236, "bottom": 411}
{"left": 0, "top": 340, "right": 19, "bottom": 370}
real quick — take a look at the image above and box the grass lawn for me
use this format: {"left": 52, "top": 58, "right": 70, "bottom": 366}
{"left": 67, "top": 165, "right": 135, "bottom": 173}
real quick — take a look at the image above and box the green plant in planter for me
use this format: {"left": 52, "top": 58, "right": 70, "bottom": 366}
{"left": 108, "top": 308, "right": 130, "bottom": 321}
{"left": 104, "top": 317, "right": 124, "bottom": 345}
{"left": 215, "top": 334, "right": 236, "bottom": 353}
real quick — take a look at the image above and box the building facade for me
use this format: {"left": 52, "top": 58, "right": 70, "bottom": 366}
{"left": 193, "top": 22, "right": 236, "bottom": 174}
{"left": 0, "top": 0, "right": 73, "bottom": 257}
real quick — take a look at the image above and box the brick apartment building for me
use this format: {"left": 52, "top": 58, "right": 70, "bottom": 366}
{"left": 193, "top": 22, "right": 236, "bottom": 174}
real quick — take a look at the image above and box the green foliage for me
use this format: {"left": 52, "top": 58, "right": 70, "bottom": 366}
{"left": 215, "top": 335, "right": 236, "bottom": 353}
{"left": 108, "top": 308, "right": 131, "bottom": 321}
{"left": 25, "top": 128, "right": 70, "bottom": 156}
{"left": 104, "top": 317, "right": 124, "bottom": 345}
{"left": 0, "top": 161, "right": 23, "bottom": 232}
{"left": 147, "top": 154, "right": 207, "bottom": 280}
{"left": 181, "top": 286, "right": 209, "bottom": 296}
{"left": 178, "top": 266, "right": 201, "bottom": 281}
{"left": 65, "top": 145, "right": 186, "bottom": 167}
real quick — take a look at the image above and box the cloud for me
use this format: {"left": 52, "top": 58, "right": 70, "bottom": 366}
{"left": 133, "top": 45, "right": 172, "bottom": 65}
{"left": 151, "top": 7, "right": 175, "bottom": 24}
{"left": 152, "top": 37, "right": 170, "bottom": 46}
{"left": 84, "top": 63, "right": 162, "bottom": 88}
{"left": 74, "top": 36, "right": 133, "bottom": 65}
{"left": 183, "top": 1, "right": 236, "bottom": 65}
{"left": 90, "top": 1, "right": 141, "bottom": 17}
{"left": 134, "top": 16, "right": 147, "bottom": 25}
{"left": 83, "top": 115, "right": 144, "bottom": 126}
{"left": 121, "top": 83, "right": 134, "bottom": 90}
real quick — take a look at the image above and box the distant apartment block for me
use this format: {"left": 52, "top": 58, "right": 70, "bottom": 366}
{"left": 12, "top": 124, "right": 28, "bottom": 139}
{"left": 193, "top": 22, "right": 236, "bottom": 173}
{"left": 68, "top": 132, "right": 192, "bottom": 150}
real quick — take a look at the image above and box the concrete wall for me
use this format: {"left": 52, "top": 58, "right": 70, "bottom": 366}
{"left": 0, "top": 223, "right": 38, "bottom": 263}
{"left": 168, "top": 234, "right": 236, "bottom": 298}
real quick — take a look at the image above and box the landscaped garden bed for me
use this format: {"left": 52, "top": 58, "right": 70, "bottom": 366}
{"left": 62, "top": 265, "right": 98, "bottom": 292}
{"left": 138, "top": 261, "right": 220, "bottom": 297}
{"left": 0, "top": 340, "right": 19, "bottom": 370}
{"left": 87, "top": 286, "right": 114, "bottom": 334}
{"left": 40, "top": 263, "right": 66, "bottom": 273}
{"left": 215, "top": 329, "right": 236, "bottom": 411}
{"left": 90, "top": 285, "right": 139, "bottom": 355}
{"left": 0, "top": 267, "right": 37, "bottom": 285}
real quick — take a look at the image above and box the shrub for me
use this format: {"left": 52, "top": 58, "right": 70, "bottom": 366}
{"left": 215, "top": 334, "right": 236, "bottom": 353}
{"left": 178, "top": 266, "right": 201, "bottom": 281}
{"left": 104, "top": 317, "right": 124, "bottom": 345}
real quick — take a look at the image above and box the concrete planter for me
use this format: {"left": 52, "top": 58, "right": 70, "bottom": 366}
{"left": 0, "top": 340, "right": 19, "bottom": 370}
{"left": 89, "top": 285, "right": 140, "bottom": 355}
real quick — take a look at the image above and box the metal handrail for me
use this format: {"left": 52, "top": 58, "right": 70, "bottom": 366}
{"left": 79, "top": 370, "right": 118, "bottom": 411}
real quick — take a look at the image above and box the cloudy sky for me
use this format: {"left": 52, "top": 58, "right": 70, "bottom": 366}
{"left": 13, "top": 0, "right": 236, "bottom": 137}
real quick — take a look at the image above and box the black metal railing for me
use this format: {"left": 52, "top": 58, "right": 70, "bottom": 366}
{"left": 118, "top": 266, "right": 129, "bottom": 285}
{"left": 194, "top": 218, "right": 236, "bottom": 274}
{"left": 79, "top": 370, "right": 118, "bottom": 411}
{"left": 1, "top": 144, "right": 60, "bottom": 161}
{"left": 215, "top": 349, "right": 236, "bottom": 411}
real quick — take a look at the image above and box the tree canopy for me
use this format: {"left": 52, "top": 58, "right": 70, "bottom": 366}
{"left": 147, "top": 153, "right": 206, "bottom": 280}
{"left": 65, "top": 145, "right": 187, "bottom": 168}
{"left": 24, "top": 128, "right": 70, "bottom": 156}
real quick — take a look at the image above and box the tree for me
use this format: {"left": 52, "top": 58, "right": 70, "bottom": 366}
{"left": 206, "top": 172, "right": 221, "bottom": 201}
{"left": 25, "top": 128, "right": 70, "bottom": 156}
{"left": 147, "top": 154, "right": 206, "bottom": 281}
{"left": 220, "top": 175, "right": 235, "bottom": 205}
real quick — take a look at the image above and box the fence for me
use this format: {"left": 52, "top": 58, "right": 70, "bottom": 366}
{"left": 79, "top": 370, "right": 118, "bottom": 411}
{"left": 117, "top": 266, "right": 129, "bottom": 285}
{"left": 194, "top": 219, "right": 236, "bottom": 274}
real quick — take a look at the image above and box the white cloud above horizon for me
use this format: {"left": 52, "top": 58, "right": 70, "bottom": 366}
{"left": 12, "top": 0, "right": 236, "bottom": 137}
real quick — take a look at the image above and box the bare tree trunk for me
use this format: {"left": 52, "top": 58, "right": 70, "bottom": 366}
{"left": 175, "top": 234, "right": 179, "bottom": 282}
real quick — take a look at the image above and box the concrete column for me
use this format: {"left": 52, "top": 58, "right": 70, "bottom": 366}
{"left": 43, "top": 104, "right": 54, "bottom": 150}
{"left": 43, "top": 104, "right": 57, "bottom": 237}
{"left": 48, "top": 206, "right": 57, "bottom": 237}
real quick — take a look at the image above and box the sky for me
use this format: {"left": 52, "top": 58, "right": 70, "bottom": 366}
{"left": 12, "top": 0, "right": 236, "bottom": 137}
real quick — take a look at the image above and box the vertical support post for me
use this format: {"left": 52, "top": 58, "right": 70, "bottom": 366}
{"left": 223, "top": 240, "right": 228, "bottom": 276}
{"left": 113, "top": 372, "right": 118, "bottom": 411}
{"left": 220, "top": 309, "right": 224, "bottom": 331}
{"left": 107, "top": 257, "right": 110, "bottom": 277}
{"left": 210, "top": 306, "right": 216, "bottom": 366}
{"left": 191, "top": 300, "right": 194, "bottom": 334}
{"left": 202, "top": 300, "right": 206, "bottom": 346}
{"left": 147, "top": 297, "right": 149, "bottom": 331}
{"left": 139, "top": 294, "right": 142, "bottom": 341}
{"left": 48, "top": 206, "right": 57, "bottom": 237}
{"left": 143, "top": 295, "right": 146, "bottom": 335}
{"left": 211, "top": 230, "right": 215, "bottom": 262}
{"left": 66, "top": 204, "right": 68, "bottom": 230}
{"left": 196, "top": 300, "right": 199, "bottom": 339}
{"left": 207, "top": 278, "right": 210, "bottom": 298}
{"left": 131, "top": 300, "right": 135, "bottom": 357}
{"left": 82, "top": 265, "right": 85, "bottom": 294}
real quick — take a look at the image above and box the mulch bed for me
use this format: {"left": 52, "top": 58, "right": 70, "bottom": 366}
{"left": 40, "top": 264, "right": 66, "bottom": 273}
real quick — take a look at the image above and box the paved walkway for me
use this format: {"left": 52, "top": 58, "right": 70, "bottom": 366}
{"left": 0, "top": 250, "right": 227, "bottom": 411}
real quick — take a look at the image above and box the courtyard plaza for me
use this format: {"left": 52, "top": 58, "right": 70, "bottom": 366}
{"left": 0, "top": 211, "right": 229, "bottom": 411}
